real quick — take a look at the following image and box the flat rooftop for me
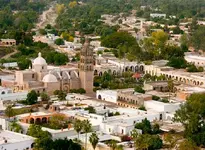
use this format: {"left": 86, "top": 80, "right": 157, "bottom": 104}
{"left": 17, "top": 112, "right": 51, "bottom": 118}
{"left": 161, "top": 69, "right": 205, "bottom": 79}
{"left": 146, "top": 81, "right": 168, "bottom": 86}
{"left": 176, "top": 84, "right": 205, "bottom": 93}
{"left": 185, "top": 54, "right": 205, "bottom": 61}
{"left": 0, "top": 130, "right": 34, "bottom": 145}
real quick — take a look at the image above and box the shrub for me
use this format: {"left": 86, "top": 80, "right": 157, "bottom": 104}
{"left": 134, "top": 86, "right": 145, "bottom": 94}
{"left": 152, "top": 95, "right": 160, "bottom": 101}
{"left": 138, "top": 105, "right": 146, "bottom": 111}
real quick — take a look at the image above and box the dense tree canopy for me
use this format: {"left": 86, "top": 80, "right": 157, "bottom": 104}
{"left": 27, "top": 124, "right": 81, "bottom": 150}
{"left": 26, "top": 90, "right": 38, "bottom": 105}
{"left": 174, "top": 93, "right": 205, "bottom": 146}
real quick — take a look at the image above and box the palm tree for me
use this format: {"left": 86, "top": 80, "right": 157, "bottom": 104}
{"left": 107, "top": 140, "right": 117, "bottom": 150}
{"left": 168, "top": 79, "right": 174, "bottom": 100}
{"left": 5, "top": 105, "right": 15, "bottom": 118}
{"left": 89, "top": 132, "right": 99, "bottom": 150}
{"left": 116, "top": 145, "right": 124, "bottom": 150}
{"left": 74, "top": 119, "right": 83, "bottom": 139}
{"left": 82, "top": 120, "right": 92, "bottom": 150}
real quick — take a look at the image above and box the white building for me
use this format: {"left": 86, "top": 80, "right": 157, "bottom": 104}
{"left": 95, "top": 54, "right": 144, "bottom": 76}
{"left": 150, "top": 13, "right": 166, "bottom": 18}
{"left": 102, "top": 108, "right": 160, "bottom": 136}
{"left": 96, "top": 90, "right": 118, "bottom": 103}
{"left": 144, "top": 60, "right": 205, "bottom": 87}
{"left": 144, "top": 100, "right": 180, "bottom": 113}
{"left": 0, "top": 87, "right": 27, "bottom": 102}
{"left": 0, "top": 130, "right": 34, "bottom": 150}
{"left": 2, "top": 62, "right": 18, "bottom": 68}
{"left": 185, "top": 53, "right": 205, "bottom": 67}
{"left": 0, "top": 117, "right": 10, "bottom": 130}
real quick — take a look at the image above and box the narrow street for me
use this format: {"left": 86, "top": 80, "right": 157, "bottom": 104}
{"left": 35, "top": 1, "right": 58, "bottom": 30}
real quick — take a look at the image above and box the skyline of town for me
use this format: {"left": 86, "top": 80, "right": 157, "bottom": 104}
{"left": 0, "top": 0, "right": 205, "bottom": 150}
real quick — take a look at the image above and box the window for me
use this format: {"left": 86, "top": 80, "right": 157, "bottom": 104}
{"left": 121, "top": 129, "right": 124, "bottom": 134}
{"left": 42, "top": 66, "right": 44, "bottom": 69}
{"left": 32, "top": 74, "right": 34, "bottom": 78}
{"left": 1, "top": 91, "right": 5, "bottom": 95}
{"left": 133, "top": 121, "right": 136, "bottom": 124}
{"left": 109, "top": 128, "right": 111, "bottom": 132}
{"left": 160, "top": 114, "right": 163, "bottom": 120}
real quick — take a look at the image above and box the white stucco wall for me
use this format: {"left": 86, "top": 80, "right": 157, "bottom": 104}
{"left": 0, "top": 91, "right": 28, "bottom": 101}
{"left": 0, "top": 140, "right": 34, "bottom": 150}
{"left": 144, "top": 100, "right": 180, "bottom": 113}
{"left": 96, "top": 90, "right": 118, "bottom": 103}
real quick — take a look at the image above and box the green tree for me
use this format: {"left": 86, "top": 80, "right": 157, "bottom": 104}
{"left": 83, "top": 120, "right": 92, "bottom": 150}
{"left": 26, "top": 90, "right": 38, "bottom": 105}
{"left": 134, "top": 134, "right": 162, "bottom": 150}
{"left": 17, "top": 58, "right": 31, "bottom": 70}
{"left": 135, "top": 118, "right": 152, "bottom": 134}
{"left": 54, "top": 90, "right": 66, "bottom": 100}
{"left": 51, "top": 138, "right": 82, "bottom": 150}
{"left": 5, "top": 105, "right": 15, "bottom": 118}
{"left": 134, "top": 86, "right": 145, "bottom": 94}
{"left": 74, "top": 119, "right": 83, "bottom": 139}
{"left": 168, "top": 79, "right": 174, "bottom": 100}
{"left": 106, "top": 140, "right": 117, "bottom": 150}
{"left": 167, "top": 57, "right": 187, "bottom": 69}
{"left": 89, "top": 132, "right": 99, "bottom": 150}
{"left": 39, "top": 29, "right": 47, "bottom": 35}
{"left": 27, "top": 124, "right": 52, "bottom": 150}
{"left": 10, "top": 121, "right": 22, "bottom": 133}
{"left": 178, "top": 139, "right": 199, "bottom": 150}
{"left": 138, "top": 105, "right": 146, "bottom": 111}
{"left": 49, "top": 113, "right": 68, "bottom": 129}
{"left": 55, "top": 4, "right": 65, "bottom": 15}
{"left": 54, "top": 38, "right": 65, "bottom": 45}
{"left": 164, "top": 133, "right": 181, "bottom": 149}
{"left": 40, "top": 92, "right": 50, "bottom": 102}
{"left": 152, "top": 123, "right": 161, "bottom": 134}
{"left": 191, "top": 26, "right": 205, "bottom": 50}
{"left": 152, "top": 95, "right": 160, "bottom": 101}
{"left": 84, "top": 106, "right": 96, "bottom": 113}
{"left": 174, "top": 93, "right": 205, "bottom": 146}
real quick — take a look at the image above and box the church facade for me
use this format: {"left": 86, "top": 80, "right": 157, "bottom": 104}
{"left": 14, "top": 40, "right": 94, "bottom": 95}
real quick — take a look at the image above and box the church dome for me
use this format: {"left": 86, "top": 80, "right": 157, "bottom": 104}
{"left": 42, "top": 72, "right": 58, "bottom": 83}
{"left": 33, "top": 52, "right": 47, "bottom": 65}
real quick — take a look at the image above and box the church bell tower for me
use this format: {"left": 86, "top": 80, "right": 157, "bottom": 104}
{"left": 79, "top": 39, "right": 94, "bottom": 93}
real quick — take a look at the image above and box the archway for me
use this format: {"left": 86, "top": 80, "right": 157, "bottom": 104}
{"left": 35, "top": 118, "right": 41, "bottom": 124}
{"left": 30, "top": 118, "right": 34, "bottom": 124}
{"left": 99, "top": 72, "right": 103, "bottom": 77}
{"left": 42, "top": 117, "right": 47, "bottom": 124}
{"left": 130, "top": 66, "right": 134, "bottom": 72}
{"left": 98, "top": 95, "right": 102, "bottom": 100}
{"left": 160, "top": 114, "right": 163, "bottom": 120}
{"left": 176, "top": 77, "right": 178, "bottom": 81}
{"left": 139, "top": 65, "right": 144, "bottom": 72}
{"left": 94, "top": 70, "right": 98, "bottom": 75}
{"left": 135, "top": 66, "right": 139, "bottom": 72}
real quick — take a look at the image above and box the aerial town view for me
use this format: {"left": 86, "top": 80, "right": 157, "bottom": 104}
{"left": 0, "top": 0, "right": 205, "bottom": 150}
